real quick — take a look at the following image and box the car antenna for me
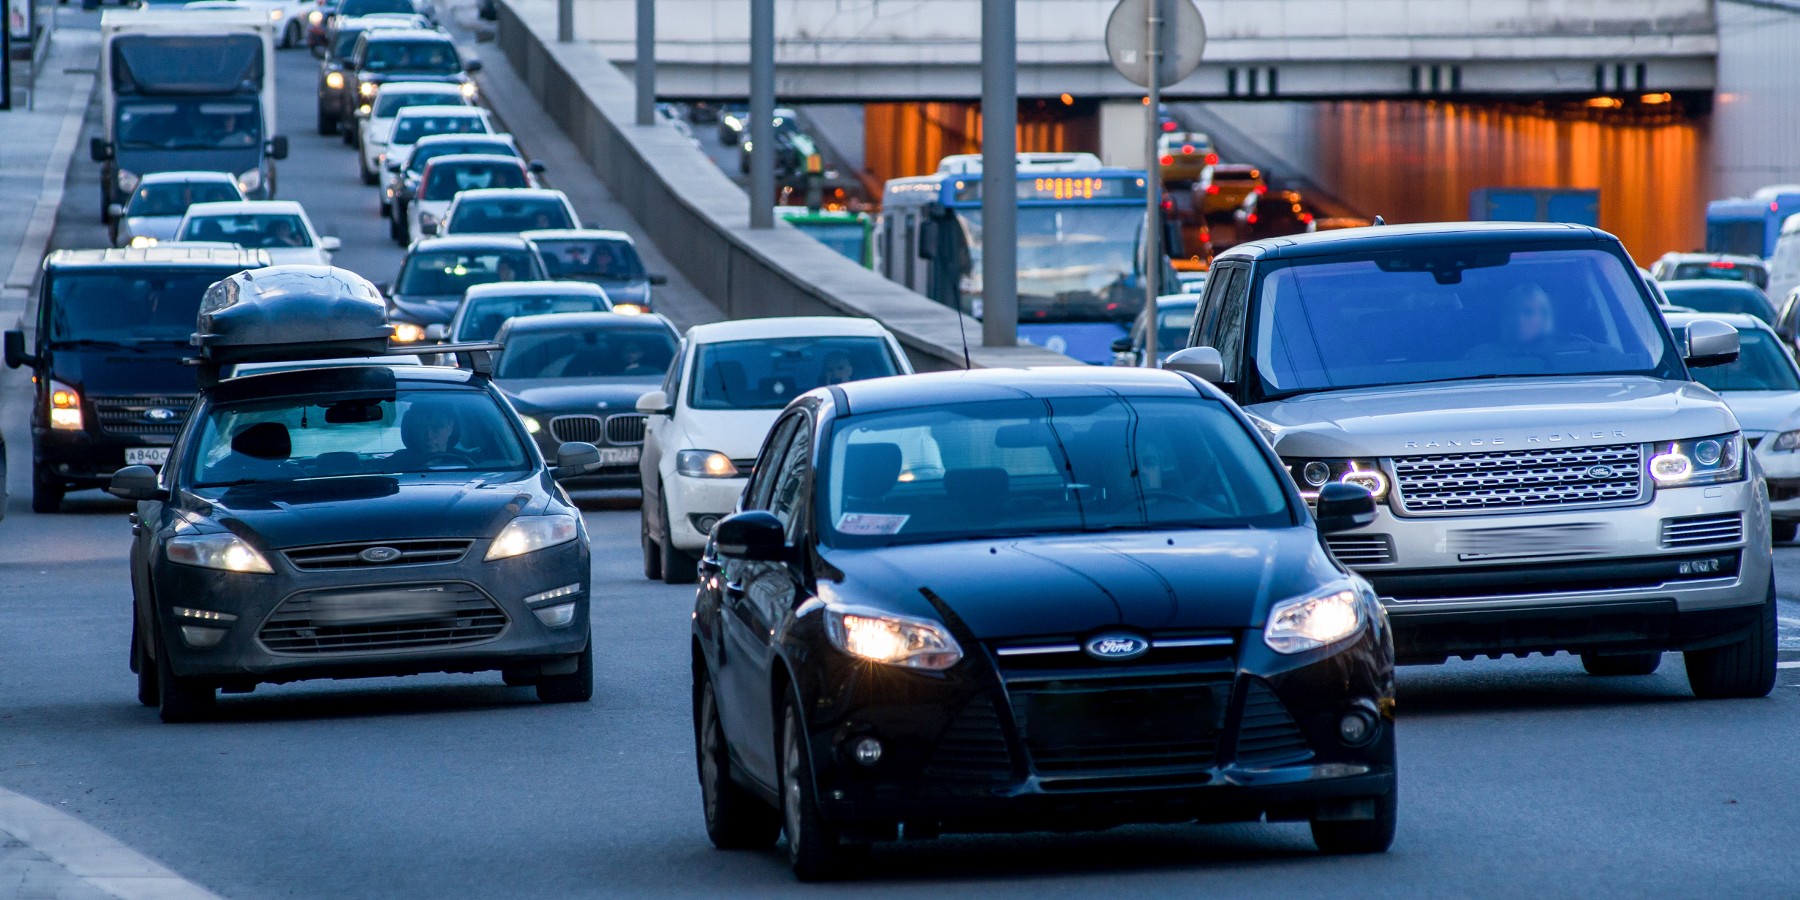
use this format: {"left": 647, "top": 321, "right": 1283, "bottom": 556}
{"left": 1373, "top": 215, "right": 1386, "bottom": 226}
{"left": 956, "top": 304, "right": 973, "bottom": 370}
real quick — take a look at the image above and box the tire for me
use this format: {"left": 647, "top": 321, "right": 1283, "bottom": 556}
{"left": 1685, "top": 580, "right": 1777, "bottom": 699}
{"left": 1581, "top": 652, "right": 1662, "bottom": 676}
{"left": 535, "top": 639, "right": 593, "bottom": 703}
{"left": 659, "top": 494, "right": 699, "bottom": 585}
{"left": 1773, "top": 518, "right": 1797, "bottom": 544}
{"left": 359, "top": 150, "right": 378, "bottom": 186}
{"left": 642, "top": 508, "right": 664, "bottom": 580}
{"left": 695, "top": 676, "right": 780, "bottom": 849}
{"left": 285, "top": 21, "right": 302, "bottom": 49}
{"left": 390, "top": 212, "right": 410, "bottom": 245}
{"left": 781, "top": 698, "right": 866, "bottom": 881}
{"left": 133, "top": 617, "right": 159, "bottom": 707}
{"left": 317, "top": 106, "right": 336, "bottom": 136}
{"left": 341, "top": 121, "right": 356, "bottom": 146}
{"left": 1310, "top": 785, "right": 1397, "bottom": 855}
{"left": 31, "top": 465, "right": 63, "bottom": 514}
{"left": 154, "top": 621, "right": 217, "bottom": 723}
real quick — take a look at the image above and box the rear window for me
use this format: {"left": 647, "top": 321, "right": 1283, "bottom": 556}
{"left": 497, "top": 326, "right": 677, "bottom": 379}
{"left": 375, "top": 90, "right": 457, "bottom": 118}
{"left": 1669, "top": 261, "right": 1769, "bottom": 290}
{"left": 1661, "top": 284, "right": 1777, "bottom": 324}
{"left": 535, "top": 238, "right": 645, "bottom": 281}
{"left": 392, "top": 113, "right": 488, "bottom": 145}
{"left": 422, "top": 163, "right": 528, "bottom": 201}
{"left": 447, "top": 197, "right": 573, "bottom": 234}
{"left": 688, "top": 336, "right": 899, "bottom": 410}
{"left": 455, "top": 293, "right": 611, "bottom": 342}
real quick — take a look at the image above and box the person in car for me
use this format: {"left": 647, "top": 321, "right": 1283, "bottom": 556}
{"left": 268, "top": 219, "right": 308, "bottom": 248}
{"left": 618, "top": 338, "right": 659, "bottom": 376}
{"left": 819, "top": 350, "right": 855, "bottom": 386}
{"left": 386, "top": 399, "right": 461, "bottom": 469}
{"left": 1468, "top": 284, "right": 1577, "bottom": 359}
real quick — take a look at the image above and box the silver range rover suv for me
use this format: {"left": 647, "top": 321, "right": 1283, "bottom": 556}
{"left": 1167, "top": 222, "right": 1775, "bottom": 698}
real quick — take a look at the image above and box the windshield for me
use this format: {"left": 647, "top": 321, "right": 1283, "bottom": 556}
{"left": 392, "top": 113, "right": 487, "bottom": 146}
{"left": 535, "top": 238, "right": 645, "bottom": 280}
{"left": 1707, "top": 220, "right": 1765, "bottom": 257}
{"left": 340, "top": 0, "right": 415, "bottom": 16}
{"left": 46, "top": 268, "right": 227, "bottom": 343}
{"left": 127, "top": 181, "right": 240, "bottom": 217}
{"left": 790, "top": 221, "right": 866, "bottom": 263}
{"left": 1661, "top": 283, "right": 1777, "bottom": 324}
{"left": 447, "top": 197, "right": 572, "bottom": 234}
{"left": 179, "top": 214, "right": 311, "bottom": 249}
{"left": 375, "top": 90, "right": 456, "bottom": 118}
{"left": 397, "top": 249, "right": 543, "bottom": 295}
{"left": 954, "top": 205, "right": 1144, "bottom": 323}
{"left": 689, "top": 336, "right": 899, "bottom": 410}
{"left": 823, "top": 396, "right": 1291, "bottom": 548}
{"left": 1135, "top": 301, "right": 1197, "bottom": 356}
{"left": 1668, "top": 262, "right": 1770, "bottom": 290}
{"left": 1254, "top": 247, "right": 1672, "bottom": 396}
{"left": 407, "top": 141, "right": 516, "bottom": 175}
{"left": 362, "top": 40, "right": 459, "bottom": 74}
{"left": 422, "top": 162, "right": 528, "bottom": 201}
{"left": 116, "top": 100, "right": 261, "bottom": 151}
{"left": 1689, "top": 327, "right": 1800, "bottom": 392}
{"left": 189, "top": 388, "right": 530, "bottom": 486}
{"left": 332, "top": 29, "right": 365, "bottom": 59}
{"left": 455, "top": 293, "right": 611, "bottom": 342}
{"left": 497, "top": 326, "right": 677, "bottom": 379}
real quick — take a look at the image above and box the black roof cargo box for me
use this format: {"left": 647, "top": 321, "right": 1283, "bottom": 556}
{"left": 192, "top": 266, "right": 392, "bottom": 366}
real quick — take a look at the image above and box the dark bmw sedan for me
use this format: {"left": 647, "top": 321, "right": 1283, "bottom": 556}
{"left": 493, "top": 311, "right": 680, "bottom": 488}
{"left": 692, "top": 367, "right": 1397, "bottom": 879}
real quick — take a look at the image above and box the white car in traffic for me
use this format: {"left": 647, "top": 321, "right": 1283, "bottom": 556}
{"left": 637, "top": 317, "right": 913, "bottom": 583}
{"left": 357, "top": 82, "right": 471, "bottom": 187}
{"left": 174, "top": 201, "right": 341, "bottom": 266}
{"left": 378, "top": 105, "right": 497, "bottom": 216}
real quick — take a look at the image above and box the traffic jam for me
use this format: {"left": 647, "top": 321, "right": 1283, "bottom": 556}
{"left": 0, "top": 0, "right": 1786, "bottom": 887}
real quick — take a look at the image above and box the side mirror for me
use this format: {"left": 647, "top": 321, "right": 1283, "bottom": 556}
{"left": 397, "top": 184, "right": 415, "bottom": 201}
{"left": 1315, "top": 482, "right": 1377, "bottom": 535}
{"left": 463, "top": 58, "right": 483, "bottom": 73}
{"left": 4, "top": 329, "right": 37, "bottom": 369}
{"left": 424, "top": 323, "right": 449, "bottom": 341}
{"left": 268, "top": 136, "right": 290, "bottom": 160}
{"left": 527, "top": 160, "right": 547, "bottom": 175}
{"left": 1684, "top": 319, "right": 1741, "bottom": 368}
{"left": 1162, "top": 346, "right": 1222, "bottom": 382}
{"left": 419, "top": 220, "right": 439, "bottom": 237}
{"left": 107, "top": 203, "right": 125, "bottom": 220}
{"left": 1110, "top": 336, "right": 1133, "bottom": 354}
{"left": 713, "top": 510, "right": 788, "bottom": 560}
{"left": 551, "top": 441, "right": 602, "bottom": 479}
{"left": 108, "top": 465, "right": 169, "bottom": 503}
{"left": 321, "top": 236, "right": 342, "bottom": 251}
{"left": 90, "top": 138, "right": 112, "bottom": 162}
{"left": 648, "top": 273, "right": 668, "bottom": 285}
{"left": 636, "top": 389, "right": 672, "bottom": 416}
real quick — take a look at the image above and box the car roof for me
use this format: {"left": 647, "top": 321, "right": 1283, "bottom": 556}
{"left": 362, "top": 28, "right": 450, "bottom": 41}
{"left": 137, "top": 171, "right": 238, "bottom": 185}
{"left": 423, "top": 153, "right": 526, "bottom": 169}
{"left": 452, "top": 188, "right": 566, "bottom": 203}
{"left": 393, "top": 105, "right": 485, "bottom": 119}
{"left": 1659, "top": 252, "right": 1766, "bottom": 265}
{"left": 1215, "top": 221, "right": 1612, "bottom": 263}
{"left": 45, "top": 246, "right": 267, "bottom": 268}
{"left": 407, "top": 234, "right": 535, "bottom": 251}
{"left": 463, "top": 280, "right": 606, "bottom": 299}
{"left": 835, "top": 367, "right": 1208, "bottom": 416}
{"left": 375, "top": 81, "right": 465, "bottom": 95}
{"left": 1661, "top": 279, "right": 1768, "bottom": 294}
{"left": 182, "top": 201, "right": 307, "bottom": 217}
{"left": 521, "top": 228, "right": 634, "bottom": 243}
{"left": 499, "top": 311, "right": 675, "bottom": 334}
{"left": 686, "top": 316, "right": 896, "bottom": 344}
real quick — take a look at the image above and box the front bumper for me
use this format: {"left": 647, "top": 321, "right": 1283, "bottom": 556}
{"left": 35, "top": 427, "right": 172, "bottom": 487}
{"left": 666, "top": 472, "right": 747, "bottom": 551}
{"left": 1758, "top": 447, "right": 1800, "bottom": 519}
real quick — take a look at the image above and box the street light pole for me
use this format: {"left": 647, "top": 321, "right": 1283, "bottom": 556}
{"left": 980, "top": 0, "right": 1017, "bottom": 348}
{"left": 749, "top": 0, "right": 774, "bottom": 228}
{"left": 635, "top": 0, "right": 655, "bottom": 126}
{"left": 1140, "top": 0, "right": 1163, "bottom": 367}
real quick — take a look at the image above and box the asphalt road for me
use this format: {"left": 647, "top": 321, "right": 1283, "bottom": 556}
{"left": 6, "top": 17, "right": 1800, "bottom": 899}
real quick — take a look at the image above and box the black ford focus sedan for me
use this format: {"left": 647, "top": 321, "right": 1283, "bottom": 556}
{"left": 692, "top": 367, "right": 1397, "bottom": 880}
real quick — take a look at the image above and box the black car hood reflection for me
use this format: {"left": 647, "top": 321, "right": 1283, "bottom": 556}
{"left": 500, "top": 377, "right": 660, "bottom": 415}
{"left": 195, "top": 474, "right": 537, "bottom": 550}
{"left": 823, "top": 528, "right": 1334, "bottom": 639}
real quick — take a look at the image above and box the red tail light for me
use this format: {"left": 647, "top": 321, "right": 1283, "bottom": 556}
{"left": 1299, "top": 213, "right": 1314, "bottom": 223}
{"left": 1206, "top": 185, "right": 1219, "bottom": 194}
{"left": 1246, "top": 214, "right": 1259, "bottom": 224}
{"left": 1254, "top": 184, "right": 1268, "bottom": 194}
{"left": 1161, "top": 198, "right": 1174, "bottom": 211}
{"left": 1710, "top": 260, "right": 1738, "bottom": 269}
{"left": 1181, "top": 144, "right": 1195, "bottom": 155}
{"left": 1159, "top": 154, "right": 1174, "bottom": 166}
{"left": 1161, "top": 121, "right": 1177, "bottom": 131}
{"left": 1205, "top": 153, "right": 1218, "bottom": 164}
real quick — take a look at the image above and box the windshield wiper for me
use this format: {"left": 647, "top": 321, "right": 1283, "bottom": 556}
{"left": 192, "top": 479, "right": 271, "bottom": 488}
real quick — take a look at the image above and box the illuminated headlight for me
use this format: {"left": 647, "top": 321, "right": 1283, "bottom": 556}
{"left": 610, "top": 303, "right": 644, "bottom": 316}
{"left": 1650, "top": 433, "right": 1744, "bottom": 486}
{"left": 308, "top": 9, "right": 323, "bottom": 24}
{"left": 824, "top": 606, "right": 962, "bottom": 670}
{"left": 269, "top": 8, "right": 283, "bottom": 21}
{"left": 166, "top": 534, "right": 274, "bottom": 574}
{"left": 460, "top": 81, "right": 477, "bottom": 98}
{"left": 359, "top": 81, "right": 378, "bottom": 97}
{"left": 325, "top": 70, "right": 344, "bottom": 90}
{"left": 391, "top": 322, "right": 426, "bottom": 343}
{"left": 48, "top": 379, "right": 82, "bottom": 430}
{"left": 742, "top": 140, "right": 754, "bottom": 152}
{"left": 1286, "top": 458, "right": 1388, "bottom": 501}
{"left": 1264, "top": 583, "right": 1366, "bottom": 654}
{"left": 236, "top": 168, "right": 263, "bottom": 195}
{"left": 676, "top": 450, "right": 739, "bottom": 478}
{"left": 128, "top": 235, "right": 158, "bottom": 249}
{"left": 1770, "top": 430, "right": 1800, "bottom": 453}
{"left": 486, "top": 515, "right": 580, "bottom": 560}
{"left": 520, "top": 414, "right": 542, "bottom": 434}
{"left": 116, "top": 169, "right": 141, "bottom": 194}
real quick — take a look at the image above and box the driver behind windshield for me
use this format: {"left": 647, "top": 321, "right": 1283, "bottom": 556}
{"left": 386, "top": 397, "right": 460, "bottom": 469}
{"left": 1467, "top": 284, "right": 1556, "bottom": 357}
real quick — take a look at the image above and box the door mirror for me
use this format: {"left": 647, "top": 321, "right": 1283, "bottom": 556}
{"left": 397, "top": 184, "right": 415, "bottom": 201}
{"left": 551, "top": 441, "right": 602, "bottom": 479}
{"left": 1315, "top": 482, "right": 1377, "bottom": 535}
{"left": 89, "top": 138, "right": 112, "bottom": 162}
{"left": 1683, "top": 319, "right": 1740, "bottom": 368}
{"left": 527, "top": 160, "right": 547, "bottom": 175}
{"left": 321, "top": 236, "right": 342, "bottom": 252}
{"left": 419, "top": 220, "right": 439, "bottom": 237}
{"left": 463, "top": 58, "right": 482, "bottom": 73}
{"left": 648, "top": 273, "right": 668, "bottom": 285}
{"left": 1162, "top": 346, "right": 1223, "bottom": 382}
{"left": 4, "top": 329, "right": 36, "bottom": 369}
{"left": 267, "top": 136, "right": 290, "bottom": 160}
{"left": 714, "top": 510, "right": 788, "bottom": 560}
{"left": 636, "top": 389, "right": 672, "bottom": 416}
{"left": 1110, "top": 336, "right": 1133, "bottom": 354}
{"left": 107, "top": 203, "right": 125, "bottom": 220}
{"left": 424, "top": 323, "right": 449, "bottom": 341}
{"left": 108, "top": 465, "right": 169, "bottom": 502}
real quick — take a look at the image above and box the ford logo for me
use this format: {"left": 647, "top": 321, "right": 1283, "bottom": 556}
{"left": 1586, "top": 465, "right": 1617, "bottom": 479}
{"left": 358, "top": 546, "right": 403, "bottom": 564}
{"left": 144, "top": 407, "right": 176, "bottom": 422}
{"left": 1083, "top": 633, "right": 1150, "bottom": 662}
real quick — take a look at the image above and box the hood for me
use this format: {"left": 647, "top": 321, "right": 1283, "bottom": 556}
{"left": 822, "top": 528, "right": 1336, "bottom": 640}
{"left": 53, "top": 345, "right": 198, "bottom": 396}
{"left": 680, "top": 407, "right": 782, "bottom": 460}
{"left": 122, "top": 216, "right": 182, "bottom": 242}
{"left": 501, "top": 377, "right": 662, "bottom": 414}
{"left": 115, "top": 147, "right": 263, "bottom": 178}
{"left": 561, "top": 276, "right": 649, "bottom": 307}
{"left": 1249, "top": 376, "right": 1740, "bottom": 458}
{"left": 196, "top": 474, "right": 540, "bottom": 550}
{"left": 390, "top": 293, "right": 460, "bottom": 325}
{"left": 1716, "top": 391, "right": 1800, "bottom": 434}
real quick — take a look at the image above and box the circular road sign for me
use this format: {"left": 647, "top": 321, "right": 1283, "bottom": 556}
{"left": 1105, "top": 0, "right": 1207, "bottom": 88}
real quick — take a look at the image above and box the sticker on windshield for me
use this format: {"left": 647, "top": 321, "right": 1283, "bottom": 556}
{"left": 837, "top": 513, "right": 908, "bottom": 535}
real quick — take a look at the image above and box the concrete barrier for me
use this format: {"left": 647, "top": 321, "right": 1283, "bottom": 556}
{"left": 493, "top": 0, "right": 1077, "bottom": 372}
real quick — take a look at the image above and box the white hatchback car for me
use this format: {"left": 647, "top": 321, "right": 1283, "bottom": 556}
{"left": 175, "top": 201, "right": 340, "bottom": 266}
{"left": 357, "top": 82, "right": 471, "bottom": 187}
{"left": 636, "top": 317, "right": 913, "bottom": 583}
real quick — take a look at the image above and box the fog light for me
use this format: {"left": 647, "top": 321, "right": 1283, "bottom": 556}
{"left": 180, "top": 626, "right": 227, "bottom": 648}
{"left": 850, "top": 736, "right": 883, "bottom": 767}
{"left": 533, "top": 602, "right": 577, "bottom": 628}
{"left": 692, "top": 514, "right": 720, "bottom": 535}
{"left": 1338, "top": 709, "right": 1378, "bottom": 746}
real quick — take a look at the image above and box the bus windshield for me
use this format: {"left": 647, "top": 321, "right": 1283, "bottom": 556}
{"left": 1707, "top": 218, "right": 1766, "bottom": 257}
{"left": 952, "top": 205, "right": 1144, "bottom": 323}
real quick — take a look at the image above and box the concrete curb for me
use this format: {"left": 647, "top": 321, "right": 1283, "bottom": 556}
{"left": 0, "top": 786, "right": 221, "bottom": 900}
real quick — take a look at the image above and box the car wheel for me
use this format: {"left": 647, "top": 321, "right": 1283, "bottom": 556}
{"left": 317, "top": 106, "right": 336, "bottom": 136}
{"left": 642, "top": 508, "right": 664, "bottom": 580}
{"left": 696, "top": 675, "right": 780, "bottom": 849}
{"left": 286, "top": 21, "right": 302, "bottom": 49}
{"left": 341, "top": 121, "right": 356, "bottom": 146}
{"left": 1773, "top": 519, "right": 1797, "bottom": 544}
{"left": 1685, "top": 578, "right": 1777, "bottom": 699}
{"left": 1310, "top": 784, "right": 1397, "bottom": 855}
{"left": 781, "top": 698, "right": 865, "bottom": 881}
{"left": 359, "top": 150, "right": 378, "bottom": 186}
{"left": 535, "top": 638, "right": 593, "bottom": 703}
{"left": 31, "top": 465, "right": 63, "bottom": 514}
{"left": 133, "top": 616, "right": 159, "bottom": 707}
{"left": 1581, "top": 652, "right": 1662, "bottom": 676}
{"left": 154, "top": 620, "right": 217, "bottom": 723}
{"left": 659, "top": 494, "right": 699, "bottom": 585}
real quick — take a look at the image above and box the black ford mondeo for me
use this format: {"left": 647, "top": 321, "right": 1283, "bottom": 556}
{"left": 691, "top": 367, "right": 1397, "bottom": 880}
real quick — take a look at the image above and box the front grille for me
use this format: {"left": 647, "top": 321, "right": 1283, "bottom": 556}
{"left": 1006, "top": 672, "right": 1228, "bottom": 776}
{"left": 1661, "top": 513, "right": 1744, "bottom": 548}
{"left": 90, "top": 394, "right": 194, "bottom": 437}
{"left": 1326, "top": 533, "right": 1396, "bottom": 566}
{"left": 550, "top": 415, "right": 602, "bottom": 444}
{"left": 1392, "top": 443, "right": 1644, "bottom": 514}
{"left": 284, "top": 539, "right": 473, "bottom": 570}
{"left": 923, "top": 694, "right": 1013, "bottom": 781}
{"left": 604, "top": 413, "right": 646, "bottom": 445}
{"left": 1233, "top": 678, "right": 1314, "bottom": 767}
{"left": 258, "top": 582, "right": 506, "bottom": 654}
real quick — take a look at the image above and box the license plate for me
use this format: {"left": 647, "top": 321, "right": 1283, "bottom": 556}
{"left": 124, "top": 447, "right": 169, "bottom": 467}
{"left": 599, "top": 447, "right": 640, "bottom": 465}
{"left": 309, "top": 589, "right": 459, "bottom": 626}
{"left": 1448, "top": 522, "right": 1612, "bottom": 561}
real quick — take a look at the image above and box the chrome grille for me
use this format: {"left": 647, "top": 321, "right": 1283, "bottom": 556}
{"left": 90, "top": 394, "right": 193, "bottom": 437}
{"left": 1326, "top": 533, "right": 1396, "bottom": 566}
{"left": 550, "top": 415, "right": 602, "bottom": 444}
{"left": 284, "top": 539, "right": 472, "bottom": 570}
{"left": 1661, "top": 513, "right": 1744, "bottom": 549}
{"left": 1234, "top": 678, "right": 1313, "bottom": 767}
{"left": 605, "top": 413, "right": 646, "bottom": 445}
{"left": 1392, "top": 443, "right": 1644, "bottom": 514}
{"left": 258, "top": 583, "right": 505, "bottom": 654}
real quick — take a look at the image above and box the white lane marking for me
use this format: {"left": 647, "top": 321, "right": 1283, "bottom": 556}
{"left": 0, "top": 785, "right": 221, "bottom": 900}
{"left": 1778, "top": 661, "right": 1800, "bottom": 669}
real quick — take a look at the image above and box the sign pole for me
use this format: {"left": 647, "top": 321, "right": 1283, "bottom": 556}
{"left": 634, "top": 0, "right": 654, "bottom": 125}
{"left": 1140, "top": 0, "right": 1161, "bottom": 367}
{"left": 749, "top": 0, "right": 774, "bottom": 227}
{"left": 980, "top": 0, "right": 1017, "bottom": 348}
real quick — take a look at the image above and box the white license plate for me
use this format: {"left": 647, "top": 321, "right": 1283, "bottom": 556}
{"left": 1448, "top": 522, "right": 1612, "bottom": 561}
{"left": 124, "top": 447, "right": 170, "bottom": 467}
{"left": 599, "top": 447, "right": 640, "bottom": 465}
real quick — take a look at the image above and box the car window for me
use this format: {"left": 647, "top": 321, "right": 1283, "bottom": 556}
{"left": 407, "top": 141, "right": 517, "bottom": 175}
{"left": 1213, "top": 269, "right": 1251, "bottom": 381}
{"left": 536, "top": 239, "right": 647, "bottom": 280}
{"left": 745, "top": 415, "right": 801, "bottom": 512}
{"left": 1670, "top": 261, "right": 1768, "bottom": 290}
{"left": 374, "top": 90, "right": 454, "bottom": 118}
{"left": 688, "top": 336, "right": 899, "bottom": 410}
{"left": 768, "top": 416, "right": 814, "bottom": 537}
{"left": 457, "top": 293, "right": 612, "bottom": 342}
{"left": 397, "top": 249, "right": 542, "bottom": 294}
{"left": 45, "top": 267, "right": 225, "bottom": 343}
{"left": 1661, "top": 284, "right": 1778, "bottom": 325}
{"left": 392, "top": 113, "right": 488, "bottom": 145}
{"left": 447, "top": 197, "right": 573, "bottom": 234}
{"left": 494, "top": 326, "right": 676, "bottom": 378}
{"left": 180, "top": 214, "right": 312, "bottom": 249}
{"left": 362, "top": 40, "right": 459, "bottom": 75}
{"left": 128, "top": 182, "right": 241, "bottom": 217}
{"left": 422, "top": 163, "right": 528, "bottom": 201}
{"left": 662, "top": 340, "right": 687, "bottom": 405}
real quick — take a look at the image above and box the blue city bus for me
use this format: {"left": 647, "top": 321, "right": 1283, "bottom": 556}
{"left": 878, "top": 153, "right": 1161, "bottom": 365}
{"left": 1706, "top": 187, "right": 1800, "bottom": 257}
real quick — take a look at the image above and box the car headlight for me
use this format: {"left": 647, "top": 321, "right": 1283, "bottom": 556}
{"left": 236, "top": 168, "right": 263, "bottom": 195}
{"left": 1650, "top": 433, "right": 1744, "bottom": 486}
{"left": 460, "top": 81, "right": 477, "bottom": 98}
{"left": 166, "top": 533, "right": 274, "bottom": 574}
{"left": 1772, "top": 430, "right": 1800, "bottom": 453}
{"left": 676, "top": 450, "right": 739, "bottom": 478}
{"left": 308, "top": 9, "right": 323, "bottom": 24}
{"left": 520, "top": 414, "right": 542, "bottom": 435}
{"left": 325, "top": 70, "right": 345, "bottom": 90}
{"left": 824, "top": 606, "right": 963, "bottom": 670}
{"left": 269, "top": 8, "right": 283, "bottom": 20}
{"left": 610, "top": 303, "right": 644, "bottom": 316}
{"left": 391, "top": 322, "right": 426, "bottom": 343}
{"left": 116, "top": 169, "right": 141, "bottom": 194}
{"left": 359, "top": 81, "right": 377, "bottom": 97}
{"left": 1285, "top": 458, "right": 1388, "bottom": 501}
{"left": 48, "top": 379, "right": 82, "bottom": 430}
{"left": 1264, "top": 583, "right": 1365, "bottom": 654}
{"left": 486, "top": 515, "right": 580, "bottom": 560}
